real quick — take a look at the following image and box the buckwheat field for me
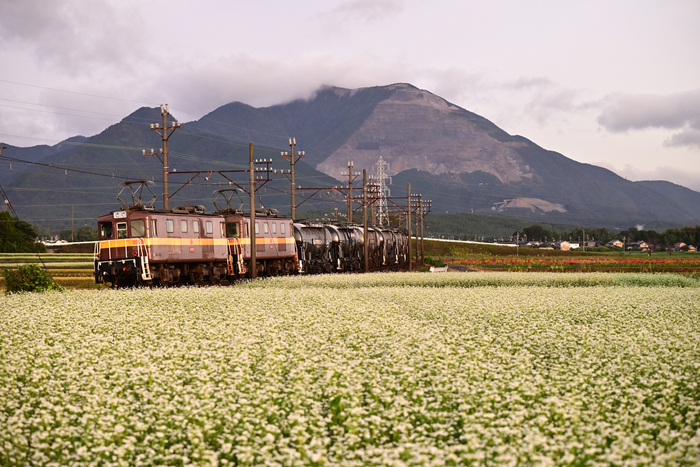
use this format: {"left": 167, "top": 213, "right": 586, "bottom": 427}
{"left": 1, "top": 272, "right": 699, "bottom": 466}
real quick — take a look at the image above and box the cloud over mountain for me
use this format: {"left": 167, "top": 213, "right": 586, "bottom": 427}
{"left": 598, "top": 89, "right": 700, "bottom": 148}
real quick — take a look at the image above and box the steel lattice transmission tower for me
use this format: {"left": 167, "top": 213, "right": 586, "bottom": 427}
{"left": 372, "top": 156, "right": 392, "bottom": 226}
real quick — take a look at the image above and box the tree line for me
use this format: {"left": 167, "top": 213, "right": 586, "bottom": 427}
{"left": 515, "top": 224, "right": 700, "bottom": 249}
{"left": 0, "top": 212, "right": 46, "bottom": 253}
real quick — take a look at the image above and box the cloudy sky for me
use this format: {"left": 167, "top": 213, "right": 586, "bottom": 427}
{"left": 1, "top": 0, "right": 699, "bottom": 189}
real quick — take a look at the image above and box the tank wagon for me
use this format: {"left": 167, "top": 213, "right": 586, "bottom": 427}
{"left": 94, "top": 206, "right": 409, "bottom": 287}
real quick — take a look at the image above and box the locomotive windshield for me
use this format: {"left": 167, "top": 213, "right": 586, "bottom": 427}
{"left": 100, "top": 222, "right": 113, "bottom": 239}
{"left": 226, "top": 222, "right": 241, "bottom": 238}
{"left": 131, "top": 219, "right": 146, "bottom": 237}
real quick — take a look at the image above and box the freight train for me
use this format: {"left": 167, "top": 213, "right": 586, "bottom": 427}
{"left": 94, "top": 204, "right": 409, "bottom": 287}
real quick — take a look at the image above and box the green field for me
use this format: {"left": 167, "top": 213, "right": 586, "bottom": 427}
{"left": 0, "top": 253, "right": 95, "bottom": 291}
{"left": 1, "top": 273, "right": 699, "bottom": 465}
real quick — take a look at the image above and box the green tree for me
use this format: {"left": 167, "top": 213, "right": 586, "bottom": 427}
{"left": 75, "top": 226, "right": 97, "bottom": 242}
{"left": 0, "top": 211, "right": 44, "bottom": 253}
{"left": 3, "top": 264, "right": 64, "bottom": 293}
{"left": 522, "top": 225, "right": 551, "bottom": 242}
{"left": 59, "top": 229, "right": 73, "bottom": 242}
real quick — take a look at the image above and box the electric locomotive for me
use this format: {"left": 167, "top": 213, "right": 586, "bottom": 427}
{"left": 94, "top": 205, "right": 296, "bottom": 287}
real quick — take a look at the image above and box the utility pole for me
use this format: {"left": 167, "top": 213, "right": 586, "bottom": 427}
{"left": 341, "top": 162, "right": 360, "bottom": 223}
{"left": 0, "top": 147, "right": 18, "bottom": 219}
{"left": 363, "top": 169, "right": 369, "bottom": 272}
{"left": 415, "top": 195, "right": 419, "bottom": 265}
{"left": 280, "top": 137, "right": 305, "bottom": 221}
{"left": 407, "top": 183, "right": 412, "bottom": 271}
{"left": 420, "top": 196, "right": 424, "bottom": 265}
{"left": 143, "top": 104, "right": 181, "bottom": 211}
{"left": 249, "top": 143, "right": 256, "bottom": 279}
{"left": 369, "top": 176, "right": 376, "bottom": 225}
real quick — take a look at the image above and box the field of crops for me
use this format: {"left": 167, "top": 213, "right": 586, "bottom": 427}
{"left": 2, "top": 272, "right": 699, "bottom": 465}
{"left": 444, "top": 255, "right": 700, "bottom": 273}
{"left": 0, "top": 253, "right": 95, "bottom": 290}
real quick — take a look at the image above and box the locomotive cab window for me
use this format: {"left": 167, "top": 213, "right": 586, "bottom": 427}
{"left": 130, "top": 219, "right": 146, "bottom": 237}
{"left": 117, "top": 222, "right": 128, "bottom": 239}
{"left": 181, "top": 220, "right": 188, "bottom": 233}
{"left": 271, "top": 223, "right": 277, "bottom": 235}
{"left": 226, "top": 223, "right": 240, "bottom": 238}
{"left": 255, "top": 222, "right": 259, "bottom": 235}
{"left": 206, "top": 221, "right": 213, "bottom": 235}
{"left": 193, "top": 221, "right": 200, "bottom": 234}
{"left": 281, "top": 223, "right": 286, "bottom": 235}
{"left": 264, "top": 222, "right": 269, "bottom": 234}
{"left": 151, "top": 220, "right": 158, "bottom": 237}
{"left": 99, "top": 222, "right": 113, "bottom": 239}
{"left": 166, "top": 219, "right": 174, "bottom": 233}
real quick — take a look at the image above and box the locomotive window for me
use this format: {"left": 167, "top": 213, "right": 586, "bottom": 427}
{"left": 151, "top": 220, "right": 157, "bottom": 237}
{"left": 193, "top": 221, "right": 200, "bottom": 233}
{"left": 226, "top": 223, "right": 240, "bottom": 238}
{"left": 181, "top": 220, "right": 188, "bottom": 233}
{"left": 255, "top": 222, "right": 259, "bottom": 235}
{"left": 281, "top": 223, "right": 286, "bottom": 235}
{"left": 264, "top": 223, "right": 269, "bottom": 234}
{"left": 99, "top": 222, "right": 113, "bottom": 239}
{"left": 206, "top": 221, "right": 213, "bottom": 235}
{"left": 166, "top": 219, "right": 174, "bottom": 233}
{"left": 130, "top": 219, "right": 146, "bottom": 238}
{"left": 117, "top": 222, "right": 128, "bottom": 239}
{"left": 271, "top": 223, "right": 277, "bottom": 234}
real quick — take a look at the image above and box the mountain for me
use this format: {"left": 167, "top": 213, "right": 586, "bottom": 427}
{"left": 1, "top": 82, "right": 699, "bottom": 232}
{"left": 189, "top": 83, "right": 700, "bottom": 229}
{"left": 635, "top": 180, "right": 700, "bottom": 223}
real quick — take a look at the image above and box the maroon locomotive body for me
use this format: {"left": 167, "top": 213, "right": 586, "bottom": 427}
{"left": 94, "top": 206, "right": 296, "bottom": 286}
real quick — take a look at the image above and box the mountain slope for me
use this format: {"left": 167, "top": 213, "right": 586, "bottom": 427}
{"left": 2, "top": 83, "right": 700, "bottom": 231}
{"left": 0, "top": 107, "right": 339, "bottom": 229}
{"left": 185, "top": 83, "right": 700, "bottom": 229}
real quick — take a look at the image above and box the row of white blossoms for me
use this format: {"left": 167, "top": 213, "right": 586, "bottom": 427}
{"left": 1, "top": 272, "right": 699, "bottom": 465}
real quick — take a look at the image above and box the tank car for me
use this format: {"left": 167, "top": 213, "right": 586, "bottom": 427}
{"left": 292, "top": 222, "right": 409, "bottom": 274}
{"left": 293, "top": 223, "right": 335, "bottom": 274}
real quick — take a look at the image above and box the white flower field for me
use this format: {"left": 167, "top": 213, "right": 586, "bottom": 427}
{"left": 1, "top": 272, "right": 699, "bottom": 465}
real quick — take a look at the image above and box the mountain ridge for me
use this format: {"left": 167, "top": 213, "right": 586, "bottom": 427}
{"left": 0, "top": 82, "right": 698, "bottom": 231}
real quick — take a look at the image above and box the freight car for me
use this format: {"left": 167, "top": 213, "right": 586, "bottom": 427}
{"left": 94, "top": 205, "right": 409, "bottom": 287}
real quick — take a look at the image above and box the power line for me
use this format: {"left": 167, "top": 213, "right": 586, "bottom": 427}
{"left": 0, "top": 97, "right": 130, "bottom": 118}
{"left": 0, "top": 78, "right": 160, "bottom": 106}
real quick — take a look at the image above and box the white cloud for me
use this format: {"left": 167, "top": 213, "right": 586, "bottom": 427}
{"left": 317, "top": 0, "right": 405, "bottom": 23}
{"left": 664, "top": 127, "right": 700, "bottom": 149}
{"left": 597, "top": 89, "right": 700, "bottom": 149}
{"left": 614, "top": 164, "right": 700, "bottom": 192}
{"left": 0, "top": 0, "right": 148, "bottom": 77}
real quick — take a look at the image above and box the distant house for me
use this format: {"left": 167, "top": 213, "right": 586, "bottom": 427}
{"left": 628, "top": 241, "right": 649, "bottom": 250}
{"left": 555, "top": 241, "right": 570, "bottom": 251}
{"left": 606, "top": 240, "right": 624, "bottom": 248}
{"left": 689, "top": 245, "right": 697, "bottom": 252}
{"left": 675, "top": 242, "right": 687, "bottom": 250}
